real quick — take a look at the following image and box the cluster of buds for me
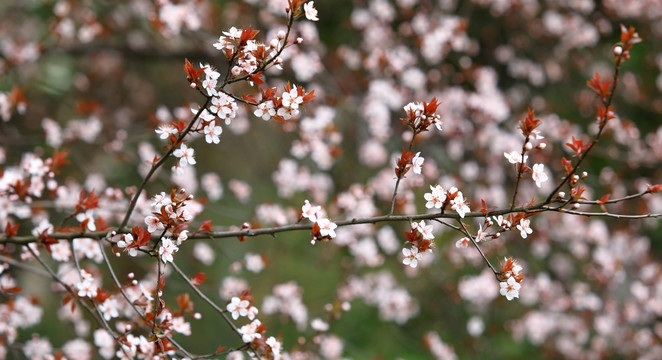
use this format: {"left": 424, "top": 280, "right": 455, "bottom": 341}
{"left": 401, "top": 98, "right": 443, "bottom": 134}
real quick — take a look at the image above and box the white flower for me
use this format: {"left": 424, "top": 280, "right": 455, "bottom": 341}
{"left": 499, "top": 277, "right": 521, "bottom": 301}
{"left": 402, "top": 247, "right": 422, "bottom": 268}
{"left": 301, "top": 199, "right": 322, "bottom": 222}
{"left": 281, "top": 87, "right": 304, "bottom": 110}
{"left": 411, "top": 152, "right": 424, "bottom": 174}
{"left": 266, "top": 336, "right": 282, "bottom": 360}
{"left": 203, "top": 122, "right": 223, "bottom": 144}
{"left": 317, "top": 218, "right": 337, "bottom": 238}
{"left": 144, "top": 215, "right": 163, "bottom": 233}
{"left": 222, "top": 26, "right": 242, "bottom": 40}
{"left": 159, "top": 238, "right": 178, "bottom": 263}
{"left": 304, "top": 1, "right": 319, "bottom": 21}
{"left": 254, "top": 100, "right": 276, "bottom": 121}
{"left": 456, "top": 237, "right": 470, "bottom": 248}
{"left": 238, "top": 319, "right": 262, "bottom": 343}
{"left": 451, "top": 191, "right": 470, "bottom": 218}
{"left": 155, "top": 124, "right": 177, "bottom": 139}
{"left": 227, "top": 297, "right": 251, "bottom": 320}
{"left": 516, "top": 218, "right": 533, "bottom": 239}
{"left": 173, "top": 144, "right": 196, "bottom": 166}
{"left": 424, "top": 184, "right": 446, "bottom": 209}
{"left": 531, "top": 163, "right": 548, "bottom": 188}
{"left": 504, "top": 151, "right": 528, "bottom": 164}
{"left": 412, "top": 220, "right": 435, "bottom": 240}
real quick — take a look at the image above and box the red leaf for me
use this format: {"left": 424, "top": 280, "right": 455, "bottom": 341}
{"left": 4, "top": 222, "right": 19, "bottom": 237}
{"left": 191, "top": 272, "right": 207, "bottom": 286}
{"left": 214, "top": 345, "right": 227, "bottom": 355}
{"left": 587, "top": 72, "right": 612, "bottom": 100}
{"left": 597, "top": 194, "right": 611, "bottom": 205}
{"left": 183, "top": 58, "right": 205, "bottom": 85}
{"left": 50, "top": 149, "right": 69, "bottom": 172}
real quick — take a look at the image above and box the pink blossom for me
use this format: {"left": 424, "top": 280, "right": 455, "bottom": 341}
{"left": 304, "top": 1, "right": 319, "bottom": 21}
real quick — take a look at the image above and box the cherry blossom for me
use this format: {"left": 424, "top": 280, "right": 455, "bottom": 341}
{"left": 238, "top": 319, "right": 263, "bottom": 343}
{"left": 450, "top": 191, "right": 470, "bottom": 218}
{"left": 227, "top": 296, "right": 258, "bottom": 320}
{"left": 516, "top": 218, "right": 533, "bottom": 239}
{"left": 504, "top": 151, "right": 528, "bottom": 164}
{"left": 413, "top": 220, "right": 434, "bottom": 240}
{"left": 499, "top": 277, "right": 521, "bottom": 301}
{"left": 456, "top": 237, "right": 470, "bottom": 248}
{"left": 304, "top": 1, "right": 319, "bottom": 22}
{"left": 531, "top": 163, "right": 548, "bottom": 188}
{"left": 301, "top": 199, "right": 322, "bottom": 222}
{"left": 402, "top": 247, "right": 422, "bottom": 268}
{"left": 411, "top": 152, "right": 424, "bottom": 174}
{"left": 203, "top": 122, "right": 223, "bottom": 144}
{"left": 424, "top": 184, "right": 446, "bottom": 209}
{"left": 317, "top": 218, "right": 338, "bottom": 238}
{"left": 173, "top": 143, "right": 196, "bottom": 167}
{"left": 158, "top": 237, "right": 179, "bottom": 263}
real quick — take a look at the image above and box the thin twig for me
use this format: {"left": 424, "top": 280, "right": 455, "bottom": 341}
{"left": 170, "top": 262, "right": 263, "bottom": 360}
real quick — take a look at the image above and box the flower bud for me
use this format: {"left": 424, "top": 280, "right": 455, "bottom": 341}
{"left": 581, "top": 171, "right": 588, "bottom": 178}
{"left": 557, "top": 191, "right": 565, "bottom": 198}
{"left": 296, "top": 37, "right": 303, "bottom": 44}
{"left": 190, "top": 82, "right": 197, "bottom": 89}
{"left": 270, "top": 38, "right": 279, "bottom": 48}
{"left": 572, "top": 203, "right": 580, "bottom": 209}
{"left": 525, "top": 142, "right": 533, "bottom": 151}
{"left": 538, "top": 143, "right": 546, "bottom": 150}
{"left": 613, "top": 46, "right": 623, "bottom": 56}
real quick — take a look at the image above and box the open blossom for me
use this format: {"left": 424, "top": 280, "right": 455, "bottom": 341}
{"left": 238, "top": 319, "right": 263, "bottom": 343}
{"left": 450, "top": 191, "right": 470, "bottom": 218}
{"left": 304, "top": 1, "right": 319, "bottom": 21}
{"left": 266, "top": 336, "right": 282, "bottom": 360}
{"left": 516, "top": 218, "right": 533, "bottom": 238}
{"left": 173, "top": 143, "right": 196, "bottom": 166}
{"left": 282, "top": 86, "right": 304, "bottom": 110}
{"left": 504, "top": 151, "right": 528, "bottom": 164}
{"left": 301, "top": 199, "right": 322, "bottom": 222}
{"left": 499, "top": 277, "right": 521, "bottom": 301}
{"left": 76, "top": 270, "right": 97, "bottom": 298}
{"left": 411, "top": 152, "right": 424, "bottom": 174}
{"left": 227, "top": 296, "right": 258, "bottom": 320}
{"left": 531, "top": 163, "right": 548, "bottom": 188}
{"left": 159, "top": 237, "right": 179, "bottom": 263}
{"left": 413, "top": 220, "right": 434, "bottom": 240}
{"left": 424, "top": 184, "right": 446, "bottom": 209}
{"left": 116, "top": 233, "right": 138, "bottom": 257}
{"left": 402, "top": 247, "right": 422, "bottom": 268}
{"left": 456, "top": 237, "right": 470, "bottom": 248}
{"left": 155, "top": 124, "right": 177, "bottom": 139}
{"left": 203, "top": 122, "right": 223, "bottom": 144}
{"left": 254, "top": 100, "right": 276, "bottom": 120}
{"left": 144, "top": 215, "right": 163, "bottom": 233}
{"left": 317, "top": 218, "right": 337, "bottom": 238}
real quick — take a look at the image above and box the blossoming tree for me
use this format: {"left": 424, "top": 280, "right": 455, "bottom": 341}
{"left": 1, "top": 0, "right": 662, "bottom": 359}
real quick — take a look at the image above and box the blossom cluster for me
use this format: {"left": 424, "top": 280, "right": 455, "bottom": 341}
{"left": 301, "top": 199, "right": 338, "bottom": 244}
